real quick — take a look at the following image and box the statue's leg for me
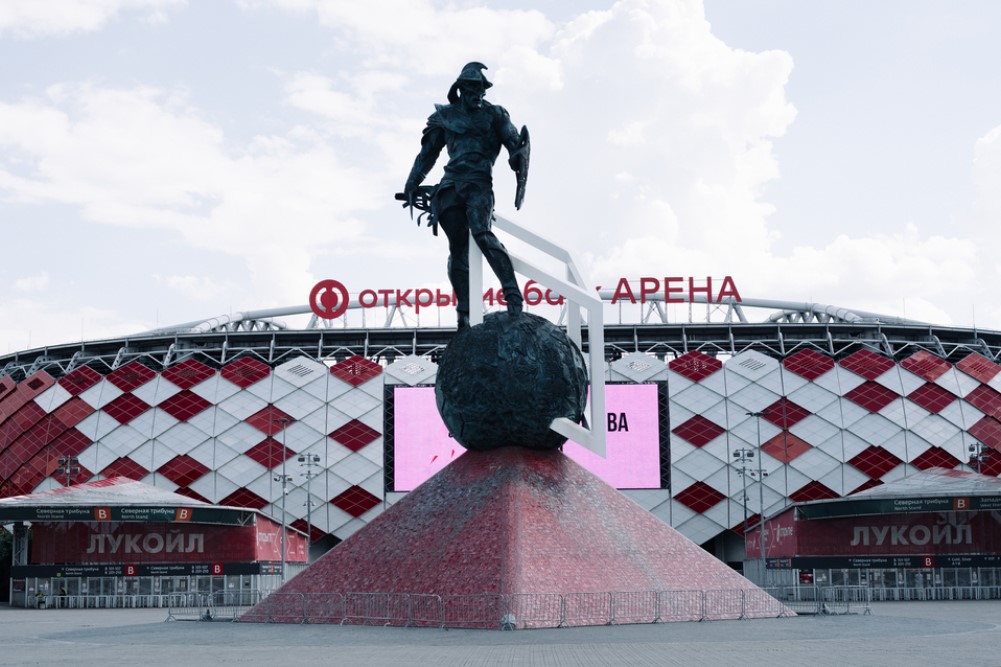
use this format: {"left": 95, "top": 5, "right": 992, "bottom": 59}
{"left": 439, "top": 208, "right": 470, "bottom": 327}
{"left": 465, "top": 193, "right": 522, "bottom": 315}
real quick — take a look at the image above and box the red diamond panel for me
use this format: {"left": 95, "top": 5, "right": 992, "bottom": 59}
{"left": 761, "top": 432, "right": 811, "bottom": 462}
{"left": 158, "top": 390, "right": 211, "bottom": 422}
{"left": 58, "top": 366, "right": 103, "bottom": 396}
{"left": 956, "top": 352, "right": 1001, "bottom": 384}
{"left": 331, "top": 485, "right": 381, "bottom": 517}
{"left": 47, "top": 428, "right": 92, "bottom": 457}
{"left": 330, "top": 419, "right": 380, "bottom": 451}
{"left": 53, "top": 463, "right": 93, "bottom": 488}
{"left": 246, "top": 406, "right": 295, "bottom": 434}
{"left": 23, "top": 372, "right": 52, "bottom": 393}
{"left": 674, "top": 481, "right": 726, "bottom": 513}
{"left": 907, "top": 383, "right": 956, "bottom": 414}
{"left": 965, "top": 385, "right": 1001, "bottom": 420}
{"left": 849, "top": 478, "right": 883, "bottom": 495}
{"left": 102, "top": 393, "right": 151, "bottom": 425}
{"left": 245, "top": 437, "right": 295, "bottom": 469}
{"left": 2, "top": 401, "right": 45, "bottom": 444}
{"left": 840, "top": 350, "right": 895, "bottom": 380}
{"left": 969, "top": 417, "right": 1001, "bottom": 450}
{"left": 849, "top": 446, "right": 902, "bottom": 479}
{"left": 761, "top": 398, "right": 811, "bottom": 429}
{"left": 730, "top": 514, "right": 761, "bottom": 536}
{"left": 844, "top": 381, "right": 899, "bottom": 413}
{"left": 671, "top": 415, "right": 725, "bottom": 447}
{"left": 783, "top": 349, "right": 835, "bottom": 381}
{"left": 669, "top": 351, "right": 722, "bottom": 382}
{"left": 789, "top": 480, "right": 839, "bottom": 503}
{"left": 107, "top": 362, "right": 157, "bottom": 392}
{"left": 51, "top": 397, "right": 95, "bottom": 429}
{"left": 162, "top": 359, "right": 216, "bottom": 390}
{"left": 101, "top": 457, "right": 149, "bottom": 480}
{"left": 901, "top": 350, "right": 951, "bottom": 382}
{"left": 158, "top": 454, "right": 210, "bottom": 487}
{"left": 971, "top": 455, "right": 1001, "bottom": 477}
{"left": 330, "top": 355, "right": 382, "bottom": 387}
{"left": 911, "top": 447, "right": 960, "bottom": 471}
{"left": 221, "top": 357, "right": 271, "bottom": 388}
{"left": 291, "top": 518, "right": 326, "bottom": 542}
{"left": 174, "top": 486, "right": 211, "bottom": 504}
{"left": 220, "top": 487, "right": 267, "bottom": 510}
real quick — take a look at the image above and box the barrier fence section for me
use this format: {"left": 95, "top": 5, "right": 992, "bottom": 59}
{"left": 229, "top": 588, "right": 799, "bottom": 628}
{"left": 762, "top": 585, "right": 872, "bottom": 615}
{"left": 165, "top": 591, "right": 264, "bottom": 621}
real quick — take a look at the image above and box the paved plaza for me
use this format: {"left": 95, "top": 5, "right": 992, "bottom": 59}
{"left": 1, "top": 601, "right": 1000, "bottom": 666}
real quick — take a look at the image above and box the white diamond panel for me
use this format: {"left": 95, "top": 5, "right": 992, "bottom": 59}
{"left": 34, "top": 384, "right": 72, "bottom": 413}
{"left": 78, "top": 381, "right": 123, "bottom": 409}
{"left": 939, "top": 400, "right": 983, "bottom": 429}
{"left": 217, "top": 422, "right": 266, "bottom": 454}
{"left": 189, "top": 375, "right": 242, "bottom": 403}
{"left": 246, "top": 375, "right": 297, "bottom": 403}
{"left": 156, "top": 422, "right": 209, "bottom": 456}
{"left": 186, "top": 408, "right": 240, "bottom": 437}
{"left": 217, "top": 391, "right": 268, "bottom": 420}
{"left": 128, "top": 408, "right": 180, "bottom": 439}
{"left": 99, "top": 424, "right": 147, "bottom": 457}
{"left": 935, "top": 367, "right": 980, "bottom": 398}
{"left": 75, "top": 412, "right": 120, "bottom": 442}
{"left": 131, "top": 378, "right": 181, "bottom": 407}
{"left": 275, "top": 357, "right": 328, "bottom": 388}
{"left": 790, "top": 414, "right": 842, "bottom": 447}
{"left": 812, "top": 366, "right": 867, "bottom": 396}
{"left": 874, "top": 366, "right": 924, "bottom": 396}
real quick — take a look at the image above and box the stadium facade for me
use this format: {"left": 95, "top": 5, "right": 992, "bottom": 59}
{"left": 3, "top": 292, "right": 1001, "bottom": 600}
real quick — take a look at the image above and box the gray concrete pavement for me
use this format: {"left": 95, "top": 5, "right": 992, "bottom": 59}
{"left": 1, "top": 601, "right": 1000, "bottom": 666}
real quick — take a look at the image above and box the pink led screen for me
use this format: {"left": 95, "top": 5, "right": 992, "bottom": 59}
{"left": 391, "top": 383, "right": 663, "bottom": 491}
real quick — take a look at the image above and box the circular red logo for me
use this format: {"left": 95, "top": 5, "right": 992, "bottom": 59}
{"left": 309, "top": 279, "right": 350, "bottom": 320}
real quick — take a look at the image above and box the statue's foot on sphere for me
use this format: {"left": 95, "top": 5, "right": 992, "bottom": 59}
{"left": 436, "top": 312, "right": 588, "bottom": 451}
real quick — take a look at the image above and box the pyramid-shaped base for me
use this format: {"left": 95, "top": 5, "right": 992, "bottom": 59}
{"left": 244, "top": 448, "right": 791, "bottom": 627}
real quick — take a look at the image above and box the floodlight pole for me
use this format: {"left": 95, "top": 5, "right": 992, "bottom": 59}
{"left": 969, "top": 441, "right": 989, "bottom": 474}
{"left": 746, "top": 411, "right": 768, "bottom": 584}
{"left": 298, "top": 452, "right": 321, "bottom": 559}
{"left": 272, "top": 418, "right": 291, "bottom": 582}
{"left": 56, "top": 455, "right": 80, "bottom": 488}
{"left": 733, "top": 448, "right": 754, "bottom": 535}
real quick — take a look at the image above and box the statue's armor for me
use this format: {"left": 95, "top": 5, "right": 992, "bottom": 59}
{"left": 404, "top": 99, "right": 524, "bottom": 321}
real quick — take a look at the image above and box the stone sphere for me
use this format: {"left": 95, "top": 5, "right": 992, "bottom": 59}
{"left": 435, "top": 312, "right": 588, "bottom": 450}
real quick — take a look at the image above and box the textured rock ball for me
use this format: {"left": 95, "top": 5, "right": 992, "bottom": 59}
{"left": 435, "top": 312, "right": 588, "bottom": 450}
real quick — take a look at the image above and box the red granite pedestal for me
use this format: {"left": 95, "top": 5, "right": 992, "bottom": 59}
{"left": 243, "top": 447, "right": 791, "bottom": 627}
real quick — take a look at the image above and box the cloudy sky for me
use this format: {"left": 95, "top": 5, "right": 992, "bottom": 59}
{"left": 2, "top": 0, "right": 1000, "bottom": 354}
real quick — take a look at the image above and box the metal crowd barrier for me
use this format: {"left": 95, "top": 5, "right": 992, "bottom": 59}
{"left": 35, "top": 593, "right": 236, "bottom": 610}
{"left": 235, "top": 588, "right": 797, "bottom": 628}
{"left": 165, "top": 591, "right": 264, "bottom": 621}
{"left": 761, "top": 585, "right": 872, "bottom": 615}
{"left": 866, "top": 586, "right": 1001, "bottom": 602}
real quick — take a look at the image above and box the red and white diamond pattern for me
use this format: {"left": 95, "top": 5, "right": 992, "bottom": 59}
{"left": 0, "top": 357, "right": 387, "bottom": 541}
{"left": 3, "top": 347, "right": 1001, "bottom": 548}
{"left": 666, "top": 347, "right": 1001, "bottom": 543}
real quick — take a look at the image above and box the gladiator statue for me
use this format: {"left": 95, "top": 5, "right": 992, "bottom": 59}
{"left": 398, "top": 62, "right": 530, "bottom": 330}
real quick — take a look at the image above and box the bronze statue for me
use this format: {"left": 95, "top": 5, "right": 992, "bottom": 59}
{"left": 398, "top": 62, "right": 530, "bottom": 330}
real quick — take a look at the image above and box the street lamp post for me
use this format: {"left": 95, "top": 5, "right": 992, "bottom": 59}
{"left": 56, "top": 455, "right": 80, "bottom": 487}
{"left": 298, "top": 452, "right": 321, "bottom": 559}
{"left": 746, "top": 411, "right": 769, "bottom": 583}
{"left": 969, "top": 442, "right": 990, "bottom": 474}
{"left": 272, "top": 418, "right": 291, "bottom": 581}
{"left": 733, "top": 448, "right": 755, "bottom": 535}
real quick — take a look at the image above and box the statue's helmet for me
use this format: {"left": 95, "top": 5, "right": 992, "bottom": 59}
{"left": 448, "top": 62, "right": 492, "bottom": 104}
